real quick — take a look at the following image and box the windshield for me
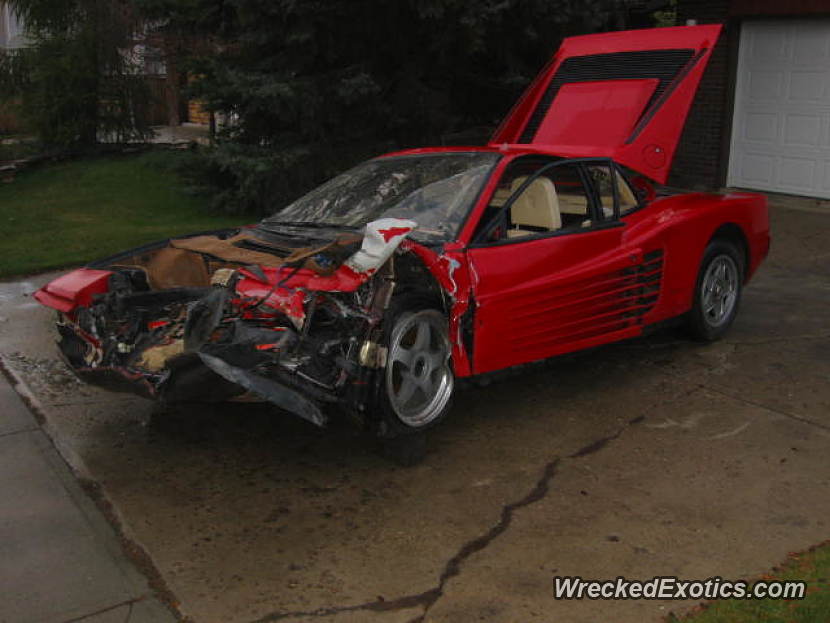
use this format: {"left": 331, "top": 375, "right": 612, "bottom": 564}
{"left": 262, "top": 152, "right": 500, "bottom": 243}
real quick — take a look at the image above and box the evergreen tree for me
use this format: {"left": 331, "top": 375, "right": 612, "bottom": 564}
{"left": 188, "top": 0, "right": 635, "bottom": 214}
{"left": 0, "top": 0, "right": 154, "bottom": 147}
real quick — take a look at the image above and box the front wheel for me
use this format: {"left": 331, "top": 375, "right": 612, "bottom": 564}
{"left": 687, "top": 239, "right": 744, "bottom": 342}
{"left": 373, "top": 298, "right": 455, "bottom": 453}
{"left": 383, "top": 307, "right": 454, "bottom": 430}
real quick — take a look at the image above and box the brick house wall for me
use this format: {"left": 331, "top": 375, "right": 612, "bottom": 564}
{"left": 670, "top": 0, "right": 732, "bottom": 190}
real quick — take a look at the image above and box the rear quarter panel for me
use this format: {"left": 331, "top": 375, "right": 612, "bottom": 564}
{"left": 628, "top": 191, "right": 769, "bottom": 324}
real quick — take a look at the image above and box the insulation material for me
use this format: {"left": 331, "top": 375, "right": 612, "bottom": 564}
{"left": 136, "top": 340, "right": 185, "bottom": 372}
{"left": 141, "top": 247, "right": 211, "bottom": 290}
{"left": 171, "top": 232, "right": 363, "bottom": 276}
{"left": 344, "top": 218, "right": 417, "bottom": 274}
{"left": 171, "top": 233, "right": 286, "bottom": 266}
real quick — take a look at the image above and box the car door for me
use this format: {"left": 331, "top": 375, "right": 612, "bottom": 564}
{"left": 466, "top": 159, "right": 662, "bottom": 375}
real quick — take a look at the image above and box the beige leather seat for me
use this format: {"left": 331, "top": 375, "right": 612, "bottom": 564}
{"left": 506, "top": 176, "right": 561, "bottom": 238}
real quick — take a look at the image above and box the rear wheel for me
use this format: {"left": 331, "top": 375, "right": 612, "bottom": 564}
{"left": 687, "top": 239, "right": 744, "bottom": 342}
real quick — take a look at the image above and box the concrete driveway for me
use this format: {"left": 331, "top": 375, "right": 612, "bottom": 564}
{"left": 1, "top": 199, "right": 828, "bottom": 623}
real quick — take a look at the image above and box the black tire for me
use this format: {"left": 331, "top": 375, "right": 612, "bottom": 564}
{"left": 373, "top": 294, "right": 455, "bottom": 441}
{"left": 687, "top": 239, "right": 744, "bottom": 342}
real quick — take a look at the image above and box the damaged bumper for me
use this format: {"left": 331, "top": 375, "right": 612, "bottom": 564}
{"left": 38, "top": 219, "right": 422, "bottom": 427}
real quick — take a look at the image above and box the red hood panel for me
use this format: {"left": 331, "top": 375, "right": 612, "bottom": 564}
{"left": 490, "top": 25, "right": 722, "bottom": 183}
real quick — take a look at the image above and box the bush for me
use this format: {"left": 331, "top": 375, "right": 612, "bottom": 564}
{"left": 0, "top": 0, "right": 154, "bottom": 149}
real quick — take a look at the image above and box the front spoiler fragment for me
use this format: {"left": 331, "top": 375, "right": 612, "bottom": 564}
{"left": 56, "top": 326, "right": 329, "bottom": 426}
{"left": 198, "top": 354, "right": 327, "bottom": 427}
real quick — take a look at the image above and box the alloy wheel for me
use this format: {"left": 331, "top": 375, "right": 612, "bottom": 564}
{"left": 700, "top": 255, "right": 739, "bottom": 328}
{"left": 386, "top": 310, "right": 454, "bottom": 428}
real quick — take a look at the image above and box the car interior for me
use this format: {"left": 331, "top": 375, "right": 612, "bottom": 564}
{"left": 475, "top": 159, "right": 641, "bottom": 243}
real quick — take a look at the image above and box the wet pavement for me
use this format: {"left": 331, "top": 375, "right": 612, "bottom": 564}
{"left": 0, "top": 200, "right": 828, "bottom": 623}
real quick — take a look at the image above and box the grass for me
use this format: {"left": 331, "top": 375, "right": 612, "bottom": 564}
{"left": 0, "top": 150, "right": 245, "bottom": 278}
{"left": 668, "top": 542, "right": 830, "bottom": 623}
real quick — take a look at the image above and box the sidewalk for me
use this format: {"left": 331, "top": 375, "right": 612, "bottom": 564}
{"left": 0, "top": 374, "right": 175, "bottom": 623}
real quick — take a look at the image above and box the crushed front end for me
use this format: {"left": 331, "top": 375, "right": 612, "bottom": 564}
{"left": 36, "top": 219, "right": 439, "bottom": 428}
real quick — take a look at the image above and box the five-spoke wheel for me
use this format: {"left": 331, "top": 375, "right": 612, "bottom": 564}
{"left": 688, "top": 239, "right": 744, "bottom": 341}
{"left": 700, "top": 254, "right": 739, "bottom": 328}
{"left": 385, "top": 309, "right": 454, "bottom": 428}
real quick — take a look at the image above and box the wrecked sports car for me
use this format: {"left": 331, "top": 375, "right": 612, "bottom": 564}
{"left": 36, "top": 25, "right": 769, "bottom": 451}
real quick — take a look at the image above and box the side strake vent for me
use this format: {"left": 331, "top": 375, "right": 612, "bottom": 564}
{"left": 518, "top": 49, "right": 696, "bottom": 144}
{"left": 506, "top": 249, "right": 665, "bottom": 352}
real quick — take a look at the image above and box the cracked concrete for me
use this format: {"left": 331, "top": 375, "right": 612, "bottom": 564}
{"left": 1, "top": 198, "right": 828, "bottom": 622}
{"left": 243, "top": 417, "right": 645, "bottom": 623}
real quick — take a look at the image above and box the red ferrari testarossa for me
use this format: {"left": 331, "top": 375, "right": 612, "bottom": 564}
{"left": 35, "top": 24, "right": 769, "bottom": 456}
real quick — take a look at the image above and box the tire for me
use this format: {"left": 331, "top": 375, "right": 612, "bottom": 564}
{"left": 687, "top": 239, "right": 744, "bottom": 342}
{"left": 374, "top": 295, "right": 455, "bottom": 440}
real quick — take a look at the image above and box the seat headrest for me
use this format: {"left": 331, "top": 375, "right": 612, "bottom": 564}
{"left": 509, "top": 176, "right": 561, "bottom": 232}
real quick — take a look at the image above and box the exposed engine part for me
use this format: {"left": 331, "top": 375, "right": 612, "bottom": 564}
{"left": 183, "top": 288, "right": 229, "bottom": 352}
{"left": 210, "top": 268, "right": 237, "bottom": 288}
{"left": 358, "top": 341, "right": 387, "bottom": 369}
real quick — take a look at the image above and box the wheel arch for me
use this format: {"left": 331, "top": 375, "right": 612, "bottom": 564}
{"left": 708, "top": 222, "right": 750, "bottom": 282}
{"left": 391, "top": 252, "right": 452, "bottom": 315}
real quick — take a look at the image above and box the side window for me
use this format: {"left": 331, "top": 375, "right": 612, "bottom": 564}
{"left": 549, "top": 164, "right": 590, "bottom": 229}
{"left": 476, "top": 158, "right": 555, "bottom": 241}
{"left": 587, "top": 164, "right": 640, "bottom": 218}
{"left": 616, "top": 170, "right": 640, "bottom": 216}
{"left": 587, "top": 165, "right": 616, "bottom": 219}
{"left": 476, "top": 162, "right": 597, "bottom": 242}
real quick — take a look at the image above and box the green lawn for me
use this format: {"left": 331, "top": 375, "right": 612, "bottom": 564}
{"left": 669, "top": 542, "right": 830, "bottom": 623}
{"left": 0, "top": 150, "right": 245, "bottom": 278}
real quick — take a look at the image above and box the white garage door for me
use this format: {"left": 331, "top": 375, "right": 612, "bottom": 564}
{"left": 728, "top": 19, "right": 830, "bottom": 199}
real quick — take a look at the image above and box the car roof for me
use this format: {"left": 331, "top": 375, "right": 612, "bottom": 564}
{"left": 377, "top": 144, "right": 579, "bottom": 160}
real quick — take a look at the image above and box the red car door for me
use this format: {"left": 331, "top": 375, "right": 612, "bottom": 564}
{"left": 466, "top": 160, "right": 663, "bottom": 375}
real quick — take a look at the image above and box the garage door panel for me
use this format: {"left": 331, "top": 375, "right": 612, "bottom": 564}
{"left": 792, "top": 25, "right": 830, "bottom": 65}
{"left": 778, "top": 156, "right": 816, "bottom": 192}
{"left": 748, "top": 71, "right": 783, "bottom": 100}
{"left": 783, "top": 113, "right": 822, "bottom": 147}
{"left": 739, "top": 153, "right": 776, "bottom": 185}
{"left": 749, "top": 24, "right": 788, "bottom": 63}
{"left": 743, "top": 111, "right": 778, "bottom": 143}
{"left": 788, "top": 72, "right": 828, "bottom": 102}
{"left": 728, "top": 19, "right": 830, "bottom": 199}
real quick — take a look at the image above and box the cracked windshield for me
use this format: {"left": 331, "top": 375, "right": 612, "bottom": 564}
{"left": 263, "top": 152, "right": 500, "bottom": 243}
